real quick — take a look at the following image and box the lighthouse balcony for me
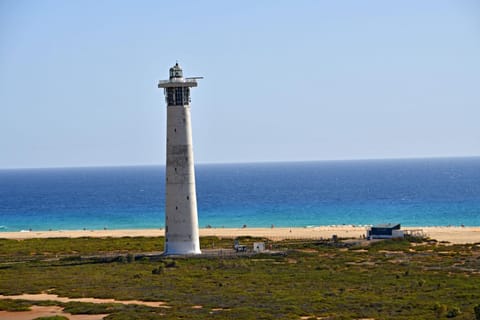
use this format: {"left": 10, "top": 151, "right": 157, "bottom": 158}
{"left": 158, "top": 79, "right": 198, "bottom": 88}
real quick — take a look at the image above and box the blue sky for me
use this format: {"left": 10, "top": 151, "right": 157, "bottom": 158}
{"left": 1, "top": 0, "right": 479, "bottom": 168}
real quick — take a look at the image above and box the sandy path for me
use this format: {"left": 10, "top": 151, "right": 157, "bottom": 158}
{"left": 0, "top": 293, "right": 167, "bottom": 307}
{"left": 0, "top": 293, "right": 168, "bottom": 320}
{"left": 0, "top": 305, "right": 107, "bottom": 320}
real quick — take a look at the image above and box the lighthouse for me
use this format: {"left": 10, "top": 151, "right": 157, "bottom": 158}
{"left": 158, "top": 63, "right": 202, "bottom": 255}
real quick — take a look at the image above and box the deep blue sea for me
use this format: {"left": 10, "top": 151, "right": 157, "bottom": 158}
{"left": 1, "top": 158, "right": 479, "bottom": 232}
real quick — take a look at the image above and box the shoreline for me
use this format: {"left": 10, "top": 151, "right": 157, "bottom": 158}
{"left": 1, "top": 226, "right": 479, "bottom": 244}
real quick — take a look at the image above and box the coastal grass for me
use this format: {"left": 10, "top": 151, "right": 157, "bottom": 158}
{"left": 0, "top": 237, "right": 479, "bottom": 319}
{"left": 0, "top": 237, "right": 165, "bottom": 262}
{"left": 0, "top": 298, "right": 32, "bottom": 311}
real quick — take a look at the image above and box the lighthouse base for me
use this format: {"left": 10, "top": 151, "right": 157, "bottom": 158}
{"left": 164, "top": 240, "right": 201, "bottom": 256}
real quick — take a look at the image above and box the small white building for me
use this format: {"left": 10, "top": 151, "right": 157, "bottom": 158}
{"left": 253, "top": 242, "right": 265, "bottom": 252}
{"left": 367, "top": 223, "right": 404, "bottom": 240}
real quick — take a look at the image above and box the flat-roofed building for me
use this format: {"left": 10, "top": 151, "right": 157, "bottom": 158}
{"left": 367, "top": 223, "right": 404, "bottom": 240}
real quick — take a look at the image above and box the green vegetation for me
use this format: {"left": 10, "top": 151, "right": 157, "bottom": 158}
{"left": 0, "top": 298, "right": 32, "bottom": 311}
{"left": 34, "top": 316, "right": 69, "bottom": 320}
{"left": 475, "top": 304, "right": 480, "bottom": 320}
{"left": 0, "top": 237, "right": 164, "bottom": 263}
{"left": 0, "top": 236, "right": 479, "bottom": 319}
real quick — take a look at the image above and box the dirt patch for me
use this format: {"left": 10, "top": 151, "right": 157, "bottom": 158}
{"left": 350, "top": 249, "right": 368, "bottom": 253}
{"left": 378, "top": 250, "right": 405, "bottom": 254}
{"left": 346, "top": 261, "right": 376, "bottom": 266}
{"left": 388, "top": 259, "right": 408, "bottom": 264}
{"left": 0, "top": 293, "right": 168, "bottom": 308}
{"left": 0, "top": 305, "right": 108, "bottom": 320}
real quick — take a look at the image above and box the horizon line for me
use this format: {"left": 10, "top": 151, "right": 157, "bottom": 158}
{"left": 1, "top": 155, "right": 479, "bottom": 171}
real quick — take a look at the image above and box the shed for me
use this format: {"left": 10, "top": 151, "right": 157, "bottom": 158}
{"left": 253, "top": 242, "right": 265, "bottom": 252}
{"left": 367, "top": 223, "right": 403, "bottom": 240}
{"left": 234, "top": 239, "right": 247, "bottom": 252}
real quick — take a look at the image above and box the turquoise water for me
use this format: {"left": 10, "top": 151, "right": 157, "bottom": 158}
{"left": 0, "top": 158, "right": 479, "bottom": 231}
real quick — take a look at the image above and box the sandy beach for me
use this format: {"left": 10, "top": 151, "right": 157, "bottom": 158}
{"left": 0, "top": 226, "right": 479, "bottom": 244}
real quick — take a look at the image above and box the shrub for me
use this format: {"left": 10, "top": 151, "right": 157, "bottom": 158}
{"left": 164, "top": 260, "right": 177, "bottom": 268}
{"left": 474, "top": 304, "right": 480, "bottom": 320}
{"left": 446, "top": 306, "right": 461, "bottom": 318}
{"left": 62, "top": 302, "right": 118, "bottom": 315}
{"left": 433, "top": 302, "right": 447, "bottom": 318}
{"left": 126, "top": 253, "right": 135, "bottom": 263}
{"left": 152, "top": 266, "right": 164, "bottom": 274}
{"left": 0, "top": 299, "right": 32, "bottom": 311}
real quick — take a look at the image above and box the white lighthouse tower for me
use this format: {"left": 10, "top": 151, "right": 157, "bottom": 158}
{"left": 158, "top": 62, "right": 202, "bottom": 255}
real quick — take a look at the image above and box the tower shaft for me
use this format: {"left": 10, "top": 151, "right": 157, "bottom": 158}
{"left": 165, "top": 104, "right": 200, "bottom": 254}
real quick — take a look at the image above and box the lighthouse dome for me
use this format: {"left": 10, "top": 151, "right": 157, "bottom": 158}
{"left": 169, "top": 62, "right": 183, "bottom": 80}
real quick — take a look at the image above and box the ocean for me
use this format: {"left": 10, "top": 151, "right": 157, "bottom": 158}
{"left": 0, "top": 158, "right": 479, "bottom": 232}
